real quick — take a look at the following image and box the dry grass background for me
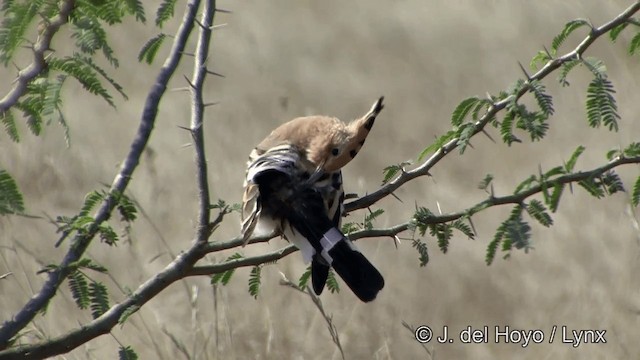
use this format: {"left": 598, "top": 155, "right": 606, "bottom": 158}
{"left": 1, "top": 1, "right": 640, "bottom": 359}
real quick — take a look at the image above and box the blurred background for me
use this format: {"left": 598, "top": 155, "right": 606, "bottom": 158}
{"left": 1, "top": 1, "right": 640, "bottom": 359}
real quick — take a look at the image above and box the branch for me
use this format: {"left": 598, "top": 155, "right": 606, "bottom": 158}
{"left": 0, "top": 0, "right": 75, "bottom": 113}
{"left": 345, "top": 0, "right": 640, "bottom": 213}
{"left": 189, "top": 0, "right": 216, "bottom": 243}
{"left": 0, "top": 0, "right": 203, "bottom": 350}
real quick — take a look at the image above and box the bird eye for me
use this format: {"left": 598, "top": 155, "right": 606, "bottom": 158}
{"left": 331, "top": 148, "right": 339, "bottom": 156}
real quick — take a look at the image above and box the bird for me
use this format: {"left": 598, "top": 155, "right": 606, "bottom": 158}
{"left": 241, "top": 97, "right": 385, "bottom": 302}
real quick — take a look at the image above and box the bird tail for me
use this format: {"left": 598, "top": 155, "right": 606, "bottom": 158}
{"left": 323, "top": 237, "right": 384, "bottom": 302}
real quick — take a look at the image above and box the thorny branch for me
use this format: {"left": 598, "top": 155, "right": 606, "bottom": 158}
{"left": 0, "top": 0, "right": 204, "bottom": 351}
{"left": 344, "top": 0, "right": 640, "bottom": 213}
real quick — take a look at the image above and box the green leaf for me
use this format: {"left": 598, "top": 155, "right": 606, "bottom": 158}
{"left": 0, "top": 169, "right": 25, "bottom": 215}
{"left": 138, "top": 33, "right": 166, "bottom": 64}
{"left": 89, "top": 281, "right": 110, "bottom": 319}
{"left": 526, "top": 199, "right": 553, "bottom": 227}
{"left": 298, "top": 265, "right": 312, "bottom": 289}
{"left": 80, "top": 191, "right": 105, "bottom": 216}
{"left": 48, "top": 56, "right": 116, "bottom": 107}
{"left": 486, "top": 226, "right": 504, "bottom": 265}
{"left": 549, "top": 183, "right": 564, "bottom": 213}
{"left": 586, "top": 75, "right": 619, "bottom": 131}
{"left": 478, "top": 174, "right": 493, "bottom": 191}
{"left": 429, "top": 223, "right": 452, "bottom": 253}
{"left": 456, "top": 122, "right": 476, "bottom": 154}
{"left": 514, "top": 175, "right": 537, "bottom": 194}
{"left": 503, "top": 211, "right": 531, "bottom": 251}
{"left": 578, "top": 177, "right": 605, "bottom": 198}
{"left": 551, "top": 19, "right": 590, "bottom": 55}
{"left": 530, "top": 50, "right": 552, "bottom": 70}
{"left": 543, "top": 166, "right": 565, "bottom": 179}
{"left": 623, "top": 142, "right": 640, "bottom": 158}
{"left": 412, "top": 207, "right": 434, "bottom": 236}
{"left": 211, "top": 253, "right": 244, "bottom": 285}
{"left": 98, "top": 224, "right": 118, "bottom": 245}
{"left": 451, "top": 97, "right": 480, "bottom": 126}
{"left": 325, "top": 269, "right": 340, "bottom": 293}
{"left": 118, "top": 345, "right": 138, "bottom": 360}
{"left": 609, "top": 22, "right": 628, "bottom": 42}
{"left": 411, "top": 238, "right": 429, "bottom": 267}
{"left": 629, "top": 32, "right": 640, "bottom": 56}
{"left": 452, "top": 218, "right": 475, "bottom": 239}
{"left": 364, "top": 208, "right": 384, "bottom": 230}
{"left": 248, "top": 265, "right": 261, "bottom": 299}
{"left": 500, "top": 110, "right": 520, "bottom": 145}
{"left": 1, "top": 110, "right": 19, "bottom": 142}
{"left": 565, "top": 145, "right": 585, "bottom": 172}
{"left": 417, "top": 130, "right": 456, "bottom": 161}
{"left": 601, "top": 171, "right": 624, "bottom": 195}
{"left": 118, "top": 305, "right": 140, "bottom": 326}
{"left": 632, "top": 176, "right": 640, "bottom": 207}
{"left": 124, "top": 0, "right": 146, "bottom": 22}
{"left": 155, "top": 0, "right": 176, "bottom": 28}
{"left": 68, "top": 271, "right": 90, "bottom": 309}
{"left": 529, "top": 80, "right": 554, "bottom": 116}
{"left": 557, "top": 59, "right": 581, "bottom": 87}
{"left": 582, "top": 57, "right": 607, "bottom": 77}
{"left": 0, "top": 1, "right": 39, "bottom": 65}
{"left": 74, "top": 258, "right": 108, "bottom": 273}
{"left": 381, "top": 161, "right": 411, "bottom": 185}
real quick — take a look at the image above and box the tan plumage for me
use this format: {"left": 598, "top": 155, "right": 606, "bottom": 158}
{"left": 241, "top": 97, "right": 384, "bottom": 245}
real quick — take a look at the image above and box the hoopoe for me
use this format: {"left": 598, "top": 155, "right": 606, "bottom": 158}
{"left": 241, "top": 97, "right": 385, "bottom": 302}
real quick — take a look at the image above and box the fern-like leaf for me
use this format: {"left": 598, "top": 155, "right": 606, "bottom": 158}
{"left": 0, "top": 169, "right": 25, "bottom": 215}
{"left": 138, "top": 33, "right": 166, "bottom": 64}
{"left": 629, "top": 32, "right": 640, "bottom": 56}
{"left": 500, "top": 110, "right": 520, "bottom": 145}
{"left": 411, "top": 238, "right": 429, "bottom": 267}
{"left": 124, "top": 0, "right": 146, "bottom": 22}
{"left": 211, "top": 253, "right": 244, "bottom": 285}
{"left": 248, "top": 265, "right": 262, "bottom": 299}
{"left": 551, "top": 19, "right": 590, "bottom": 55}
{"left": 478, "top": 174, "right": 493, "bottom": 191}
{"left": 48, "top": 56, "right": 116, "bottom": 107}
{"left": 565, "top": 145, "right": 585, "bottom": 172}
{"left": 529, "top": 80, "right": 554, "bottom": 117}
{"left": 0, "top": 1, "right": 38, "bottom": 65}
{"left": 609, "top": 22, "right": 628, "bottom": 42}
{"left": 456, "top": 122, "right": 476, "bottom": 154}
{"left": 80, "top": 191, "right": 105, "bottom": 216}
{"left": 557, "top": 59, "right": 581, "bottom": 87}
{"left": 68, "top": 270, "right": 90, "bottom": 309}
{"left": 417, "top": 130, "right": 456, "bottom": 161}
{"left": 156, "top": 0, "right": 176, "bottom": 28}
{"left": 526, "top": 199, "right": 553, "bottom": 227}
{"left": 89, "top": 281, "right": 110, "bottom": 319}
{"left": 118, "top": 345, "right": 138, "bottom": 360}
{"left": 586, "top": 75, "right": 620, "bottom": 131}
{"left": 530, "top": 50, "right": 552, "bottom": 71}
{"left": 451, "top": 97, "right": 480, "bottom": 126}
{"left": 326, "top": 269, "right": 340, "bottom": 293}
{"left": 1, "top": 110, "right": 19, "bottom": 142}
{"left": 632, "top": 176, "right": 640, "bottom": 207}
{"left": 430, "top": 223, "right": 452, "bottom": 253}
{"left": 486, "top": 226, "right": 504, "bottom": 265}
{"left": 298, "top": 265, "right": 312, "bottom": 289}
{"left": 452, "top": 218, "right": 475, "bottom": 239}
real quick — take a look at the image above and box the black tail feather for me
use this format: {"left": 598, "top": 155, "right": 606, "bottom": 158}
{"left": 328, "top": 241, "right": 384, "bottom": 302}
{"left": 311, "top": 258, "right": 330, "bottom": 295}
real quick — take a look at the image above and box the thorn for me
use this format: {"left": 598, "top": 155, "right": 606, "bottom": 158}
{"left": 181, "top": 51, "right": 195, "bottom": 57}
{"left": 180, "top": 142, "right": 193, "bottom": 148}
{"left": 183, "top": 75, "right": 195, "bottom": 88}
{"left": 436, "top": 201, "right": 442, "bottom": 215}
{"left": 390, "top": 192, "right": 403, "bottom": 203}
{"left": 485, "top": 92, "right": 494, "bottom": 101}
{"left": 194, "top": 18, "right": 207, "bottom": 30}
{"left": 481, "top": 129, "right": 496, "bottom": 143}
{"left": 211, "top": 23, "right": 228, "bottom": 30}
{"left": 345, "top": 193, "right": 358, "bottom": 200}
{"left": 467, "top": 217, "right": 478, "bottom": 239}
{"left": 490, "top": 183, "right": 495, "bottom": 198}
{"left": 177, "top": 125, "right": 192, "bottom": 132}
{"left": 518, "top": 61, "right": 531, "bottom": 81}
{"left": 216, "top": 8, "right": 233, "bottom": 13}
{"left": 542, "top": 45, "right": 552, "bottom": 59}
{"left": 206, "top": 69, "right": 225, "bottom": 77}
{"left": 0, "top": 272, "right": 12, "bottom": 280}
{"left": 393, "top": 235, "right": 401, "bottom": 249}
{"left": 170, "top": 87, "right": 190, "bottom": 92}
{"left": 203, "top": 101, "right": 220, "bottom": 107}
